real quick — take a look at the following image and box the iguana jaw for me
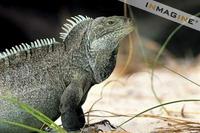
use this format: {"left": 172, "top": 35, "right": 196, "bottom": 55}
{"left": 112, "top": 25, "right": 134, "bottom": 56}
{"left": 89, "top": 18, "right": 135, "bottom": 52}
{"left": 116, "top": 25, "right": 135, "bottom": 43}
{"left": 101, "top": 25, "right": 134, "bottom": 42}
{"left": 102, "top": 19, "right": 135, "bottom": 52}
{"left": 86, "top": 16, "right": 135, "bottom": 83}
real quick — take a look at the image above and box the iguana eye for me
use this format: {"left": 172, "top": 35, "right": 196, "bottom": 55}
{"left": 107, "top": 20, "right": 115, "bottom": 25}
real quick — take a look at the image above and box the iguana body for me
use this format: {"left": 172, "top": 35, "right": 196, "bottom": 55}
{"left": 0, "top": 15, "right": 135, "bottom": 132}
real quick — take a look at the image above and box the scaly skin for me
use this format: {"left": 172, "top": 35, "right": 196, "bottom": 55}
{"left": 0, "top": 15, "right": 135, "bottom": 133}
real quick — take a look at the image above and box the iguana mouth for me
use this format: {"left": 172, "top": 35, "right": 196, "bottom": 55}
{"left": 100, "top": 25, "right": 134, "bottom": 41}
{"left": 118, "top": 26, "right": 135, "bottom": 41}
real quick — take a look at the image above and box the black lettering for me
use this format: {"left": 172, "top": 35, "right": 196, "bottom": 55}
{"left": 188, "top": 19, "right": 195, "bottom": 25}
{"left": 170, "top": 12, "right": 177, "bottom": 18}
{"left": 156, "top": 6, "right": 164, "bottom": 13}
{"left": 145, "top": 2, "right": 149, "bottom": 7}
{"left": 163, "top": 10, "right": 169, "bottom": 16}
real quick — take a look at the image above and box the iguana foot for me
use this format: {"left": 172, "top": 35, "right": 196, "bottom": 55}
{"left": 81, "top": 119, "right": 116, "bottom": 133}
{"left": 42, "top": 120, "right": 116, "bottom": 133}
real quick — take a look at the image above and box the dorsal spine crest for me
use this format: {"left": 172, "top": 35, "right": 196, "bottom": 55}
{"left": 59, "top": 15, "right": 92, "bottom": 41}
{"left": 0, "top": 38, "right": 56, "bottom": 60}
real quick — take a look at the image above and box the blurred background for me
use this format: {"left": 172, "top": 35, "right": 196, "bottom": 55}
{"left": 0, "top": 0, "right": 200, "bottom": 73}
{"left": 1, "top": 1, "right": 200, "bottom": 132}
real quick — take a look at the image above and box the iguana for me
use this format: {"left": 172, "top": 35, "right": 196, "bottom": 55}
{"left": 0, "top": 15, "right": 135, "bottom": 133}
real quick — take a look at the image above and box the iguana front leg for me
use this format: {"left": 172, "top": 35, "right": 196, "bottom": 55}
{"left": 59, "top": 78, "right": 91, "bottom": 132}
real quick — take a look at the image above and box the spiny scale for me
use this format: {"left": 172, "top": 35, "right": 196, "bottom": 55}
{"left": 0, "top": 15, "right": 91, "bottom": 61}
{"left": 0, "top": 38, "right": 56, "bottom": 60}
{"left": 60, "top": 15, "right": 92, "bottom": 41}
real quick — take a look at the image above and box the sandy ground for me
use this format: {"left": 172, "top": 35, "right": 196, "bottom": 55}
{"left": 55, "top": 64, "right": 200, "bottom": 133}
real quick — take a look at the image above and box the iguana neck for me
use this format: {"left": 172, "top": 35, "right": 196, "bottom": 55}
{"left": 86, "top": 38, "right": 119, "bottom": 83}
{"left": 61, "top": 19, "right": 93, "bottom": 72}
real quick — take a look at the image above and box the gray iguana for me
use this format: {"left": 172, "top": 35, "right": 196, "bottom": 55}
{"left": 0, "top": 15, "right": 135, "bottom": 133}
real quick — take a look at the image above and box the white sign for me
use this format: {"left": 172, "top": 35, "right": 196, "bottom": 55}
{"left": 119, "top": 0, "right": 200, "bottom": 32}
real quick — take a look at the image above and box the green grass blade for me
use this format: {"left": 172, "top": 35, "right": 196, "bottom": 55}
{"left": 0, "top": 119, "right": 47, "bottom": 133}
{"left": 150, "top": 12, "right": 200, "bottom": 113}
{"left": 0, "top": 96, "right": 66, "bottom": 133}
{"left": 119, "top": 99, "right": 200, "bottom": 127}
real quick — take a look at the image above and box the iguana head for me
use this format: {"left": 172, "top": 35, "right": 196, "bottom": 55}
{"left": 60, "top": 15, "right": 135, "bottom": 83}
{"left": 87, "top": 16, "right": 135, "bottom": 51}
{"left": 86, "top": 16, "right": 135, "bottom": 82}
